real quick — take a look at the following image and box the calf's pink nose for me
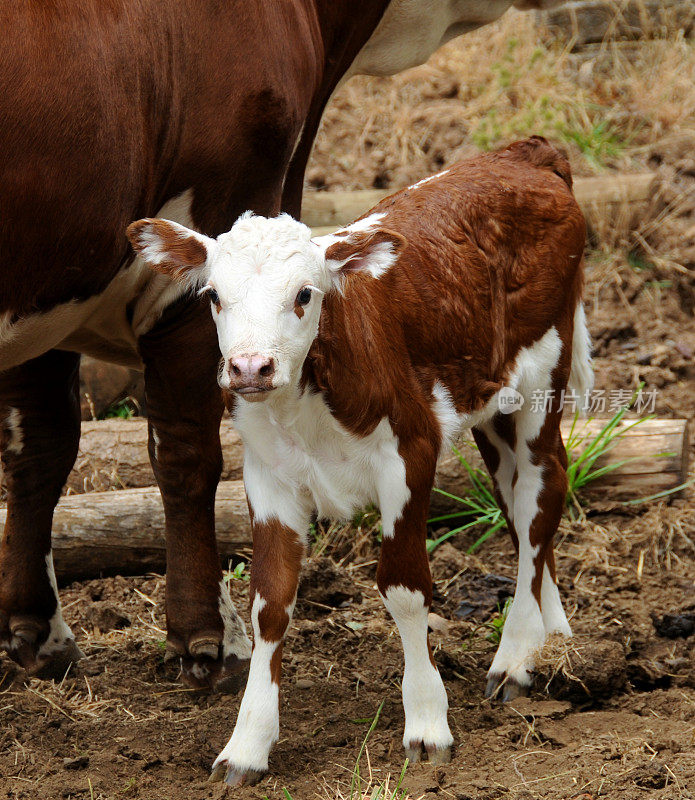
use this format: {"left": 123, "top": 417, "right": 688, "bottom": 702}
{"left": 228, "top": 354, "right": 276, "bottom": 387}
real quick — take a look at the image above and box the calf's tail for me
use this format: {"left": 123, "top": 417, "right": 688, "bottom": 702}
{"left": 568, "top": 302, "right": 593, "bottom": 414}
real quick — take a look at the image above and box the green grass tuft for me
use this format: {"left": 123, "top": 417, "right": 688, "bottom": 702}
{"left": 427, "top": 386, "right": 686, "bottom": 552}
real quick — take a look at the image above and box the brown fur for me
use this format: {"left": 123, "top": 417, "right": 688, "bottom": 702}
{"left": 248, "top": 514, "right": 306, "bottom": 685}
{"left": 304, "top": 137, "right": 584, "bottom": 624}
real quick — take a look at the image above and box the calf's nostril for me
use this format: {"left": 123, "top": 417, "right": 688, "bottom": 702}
{"left": 259, "top": 362, "right": 274, "bottom": 378}
{"left": 231, "top": 363, "right": 242, "bottom": 377}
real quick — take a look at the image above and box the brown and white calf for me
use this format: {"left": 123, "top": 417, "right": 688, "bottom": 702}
{"left": 130, "top": 136, "right": 590, "bottom": 785}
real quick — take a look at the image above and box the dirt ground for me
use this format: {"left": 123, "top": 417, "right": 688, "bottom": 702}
{"left": 2, "top": 9, "right": 695, "bottom": 800}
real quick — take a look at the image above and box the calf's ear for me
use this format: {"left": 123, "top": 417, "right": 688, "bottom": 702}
{"left": 316, "top": 228, "right": 407, "bottom": 285}
{"left": 126, "top": 218, "right": 216, "bottom": 286}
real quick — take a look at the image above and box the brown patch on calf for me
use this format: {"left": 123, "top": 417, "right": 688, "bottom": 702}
{"left": 248, "top": 513, "right": 305, "bottom": 683}
{"left": 126, "top": 219, "right": 208, "bottom": 281}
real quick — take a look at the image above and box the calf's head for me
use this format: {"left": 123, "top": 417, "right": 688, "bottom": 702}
{"left": 127, "top": 213, "right": 405, "bottom": 401}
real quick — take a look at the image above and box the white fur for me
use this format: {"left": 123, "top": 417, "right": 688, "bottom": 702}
{"left": 39, "top": 553, "right": 78, "bottom": 659}
{"left": 214, "top": 594, "right": 280, "bottom": 773}
{"left": 540, "top": 563, "right": 572, "bottom": 637}
{"left": 151, "top": 427, "right": 160, "bottom": 462}
{"left": 218, "top": 579, "right": 252, "bottom": 661}
{"left": 408, "top": 170, "right": 450, "bottom": 191}
{"left": 5, "top": 407, "right": 23, "bottom": 455}
{"left": 382, "top": 586, "right": 452, "bottom": 751}
{"left": 238, "top": 391, "right": 410, "bottom": 537}
{"left": 0, "top": 190, "right": 196, "bottom": 372}
{"left": 568, "top": 302, "right": 593, "bottom": 413}
{"left": 340, "top": 212, "right": 387, "bottom": 234}
{"left": 333, "top": 239, "right": 400, "bottom": 280}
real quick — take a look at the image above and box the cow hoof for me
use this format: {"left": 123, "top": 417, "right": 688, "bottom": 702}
{"left": 485, "top": 672, "right": 530, "bottom": 703}
{"left": 426, "top": 743, "right": 452, "bottom": 765}
{"left": 4, "top": 623, "right": 84, "bottom": 680}
{"left": 209, "top": 760, "right": 265, "bottom": 786}
{"left": 181, "top": 651, "right": 250, "bottom": 693}
{"left": 405, "top": 740, "right": 452, "bottom": 765}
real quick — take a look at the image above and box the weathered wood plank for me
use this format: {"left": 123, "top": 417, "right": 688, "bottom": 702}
{"left": 62, "top": 419, "right": 243, "bottom": 494}
{"left": 302, "top": 173, "right": 657, "bottom": 232}
{"left": 541, "top": 0, "right": 694, "bottom": 48}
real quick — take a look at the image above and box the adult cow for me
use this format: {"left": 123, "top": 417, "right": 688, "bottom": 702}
{"left": 0, "top": 0, "right": 563, "bottom": 689}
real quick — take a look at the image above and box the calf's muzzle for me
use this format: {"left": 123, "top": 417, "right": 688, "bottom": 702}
{"left": 228, "top": 354, "right": 276, "bottom": 396}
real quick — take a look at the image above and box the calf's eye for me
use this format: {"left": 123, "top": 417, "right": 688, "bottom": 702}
{"left": 296, "top": 287, "right": 312, "bottom": 307}
{"left": 207, "top": 288, "right": 220, "bottom": 306}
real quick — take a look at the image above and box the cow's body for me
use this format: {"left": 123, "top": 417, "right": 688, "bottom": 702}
{"left": 130, "top": 137, "right": 590, "bottom": 784}
{"left": 0, "top": 1, "right": 564, "bottom": 689}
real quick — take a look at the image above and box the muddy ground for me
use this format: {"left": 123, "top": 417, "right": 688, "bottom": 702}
{"left": 1, "top": 507, "right": 694, "bottom": 800}
{"left": 2, "top": 11, "right": 695, "bottom": 800}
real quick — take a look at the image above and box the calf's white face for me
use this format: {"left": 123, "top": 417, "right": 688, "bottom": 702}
{"left": 127, "top": 213, "right": 405, "bottom": 401}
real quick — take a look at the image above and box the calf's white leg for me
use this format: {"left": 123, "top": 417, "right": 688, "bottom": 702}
{"left": 377, "top": 433, "right": 453, "bottom": 762}
{"left": 211, "top": 461, "right": 309, "bottom": 786}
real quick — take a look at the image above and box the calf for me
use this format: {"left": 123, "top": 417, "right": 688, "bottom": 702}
{"left": 129, "top": 136, "right": 591, "bottom": 785}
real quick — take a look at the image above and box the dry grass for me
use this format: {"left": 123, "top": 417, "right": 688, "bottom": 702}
{"left": 313, "top": 7, "right": 695, "bottom": 190}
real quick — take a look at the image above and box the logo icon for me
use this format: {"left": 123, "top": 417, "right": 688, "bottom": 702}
{"left": 498, "top": 386, "right": 524, "bottom": 414}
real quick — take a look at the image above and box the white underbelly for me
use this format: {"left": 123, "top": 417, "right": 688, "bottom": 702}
{"left": 0, "top": 191, "right": 193, "bottom": 372}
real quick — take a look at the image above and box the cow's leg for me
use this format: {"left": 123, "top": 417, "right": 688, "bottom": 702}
{"left": 0, "top": 350, "right": 83, "bottom": 678}
{"left": 211, "top": 462, "right": 308, "bottom": 786}
{"left": 139, "top": 297, "right": 251, "bottom": 691}
{"left": 477, "top": 404, "right": 570, "bottom": 701}
{"left": 377, "top": 435, "right": 453, "bottom": 764}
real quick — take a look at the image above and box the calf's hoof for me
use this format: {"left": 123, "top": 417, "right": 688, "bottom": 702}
{"left": 3, "top": 618, "right": 84, "bottom": 680}
{"left": 485, "top": 671, "right": 531, "bottom": 703}
{"left": 405, "top": 741, "right": 452, "bottom": 765}
{"left": 209, "top": 760, "right": 266, "bottom": 786}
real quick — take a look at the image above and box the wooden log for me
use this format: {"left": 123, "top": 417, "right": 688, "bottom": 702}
{"left": 302, "top": 173, "right": 657, "bottom": 234}
{"left": 0, "top": 419, "right": 683, "bottom": 580}
{"left": 432, "top": 417, "right": 690, "bottom": 514}
{"left": 540, "top": 1, "right": 694, "bottom": 48}
{"left": 63, "top": 419, "right": 244, "bottom": 494}
{"left": 50, "top": 414, "right": 693, "bottom": 506}
{"left": 0, "top": 482, "right": 252, "bottom": 582}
